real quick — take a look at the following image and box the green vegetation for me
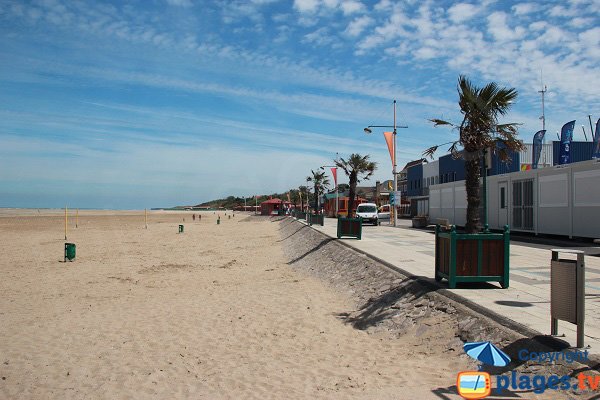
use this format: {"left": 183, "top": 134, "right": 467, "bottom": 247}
{"left": 426, "top": 75, "right": 522, "bottom": 233}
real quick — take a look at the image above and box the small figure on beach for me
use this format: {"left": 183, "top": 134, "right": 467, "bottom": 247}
{"left": 199, "top": 214, "right": 202, "bottom": 220}
{"left": 193, "top": 214, "right": 196, "bottom": 221}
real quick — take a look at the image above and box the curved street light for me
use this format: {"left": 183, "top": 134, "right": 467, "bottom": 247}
{"left": 363, "top": 100, "right": 408, "bottom": 227}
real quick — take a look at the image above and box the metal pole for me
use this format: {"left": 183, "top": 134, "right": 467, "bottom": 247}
{"left": 483, "top": 149, "right": 488, "bottom": 230}
{"left": 539, "top": 84, "right": 547, "bottom": 166}
{"left": 589, "top": 115, "right": 595, "bottom": 139}
{"left": 335, "top": 175, "right": 338, "bottom": 217}
{"left": 393, "top": 100, "right": 397, "bottom": 227}
{"left": 577, "top": 252, "right": 585, "bottom": 348}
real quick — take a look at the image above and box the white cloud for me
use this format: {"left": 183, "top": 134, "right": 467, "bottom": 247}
{"left": 511, "top": 3, "right": 539, "bottom": 16}
{"left": 569, "top": 17, "right": 595, "bottom": 28}
{"left": 579, "top": 27, "right": 600, "bottom": 47}
{"left": 487, "top": 11, "right": 526, "bottom": 42}
{"left": 344, "top": 15, "right": 373, "bottom": 37}
{"left": 447, "top": 3, "right": 479, "bottom": 23}
{"left": 293, "top": 0, "right": 319, "bottom": 13}
{"left": 340, "top": 0, "right": 365, "bottom": 15}
{"left": 374, "top": 0, "right": 392, "bottom": 12}
{"left": 413, "top": 47, "right": 436, "bottom": 60}
{"left": 547, "top": 4, "right": 579, "bottom": 17}
{"left": 303, "top": 27, "right": 337, "bottom": 46}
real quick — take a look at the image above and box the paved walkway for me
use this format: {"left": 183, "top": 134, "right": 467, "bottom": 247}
{"left": 302, "top": 217, "right": 600, "bottom": 353}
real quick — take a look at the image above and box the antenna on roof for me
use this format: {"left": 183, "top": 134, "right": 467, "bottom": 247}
{"left": 538, "top": 70, "right": 547, "bottom": 134}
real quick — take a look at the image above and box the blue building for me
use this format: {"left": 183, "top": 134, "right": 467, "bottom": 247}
{"left": 552, "top": 141, "right": 595, "bottom": 165}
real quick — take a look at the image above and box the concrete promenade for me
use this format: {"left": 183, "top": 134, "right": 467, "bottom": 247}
{"left": 302, "top": 217, "right": 600, "bottom": 353}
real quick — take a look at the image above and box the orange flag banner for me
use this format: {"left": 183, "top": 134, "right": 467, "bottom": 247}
{"left": 330, "top": 168, "right": 337, "bottom": 186}
{"left": 383, "top": 131, "right": 395, "bottom": 166}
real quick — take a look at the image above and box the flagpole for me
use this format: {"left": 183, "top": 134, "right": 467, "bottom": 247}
{"left": 393, "top": 100, "right": 397, "bottom": 228}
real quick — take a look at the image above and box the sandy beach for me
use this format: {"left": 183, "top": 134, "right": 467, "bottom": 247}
{"left": 0, "top": 210, "right": 569, "bottom": 399}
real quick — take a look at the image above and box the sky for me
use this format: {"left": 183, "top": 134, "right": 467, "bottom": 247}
{"left": 0, "top": 0, "right": 598, "bottom": 209}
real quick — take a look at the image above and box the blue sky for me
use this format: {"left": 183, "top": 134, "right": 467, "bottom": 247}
{"left": 0, "top": 0, "right": 598, "bottom": 209}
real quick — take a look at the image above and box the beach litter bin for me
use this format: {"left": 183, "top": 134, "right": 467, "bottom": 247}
{"left": 217, "top": 218, "right": 220, "bottom": 225}
{"left": 64, "top": 243, "right": 76, "bottom": 262}
{"left": 551, "top": 249, "right": 585, "bottom": 348}
{"left": 179, "top": 224, "right": 184, "bottom": 233}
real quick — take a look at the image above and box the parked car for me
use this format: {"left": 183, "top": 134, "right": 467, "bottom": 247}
{"left": 356, "top": 203, "right": 379, "bottom": 225}
{"left": 378, "top": 204, "right": 391, "bottom": 220}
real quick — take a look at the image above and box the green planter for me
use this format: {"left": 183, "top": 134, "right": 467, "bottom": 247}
{"left": 337, "top": 216, "right": 362, "bottom": 239}
{"left": 296, "top": 211, "right": 306, "bottom": 220}
{"left": 308, "top": 213, "right": 324, "bottom": 226}
{"left": 435, "top": 225, "right": 510, "bottom": 289}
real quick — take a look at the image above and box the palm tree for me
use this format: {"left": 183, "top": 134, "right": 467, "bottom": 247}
{"left": 425, "top": 75, "right": 523, "bottom": 233}
{"left": 335, "top": 154, "right": 377, "bottom": 218}
{"left": 298, "top": 185, "right": 309, "bottom": 211}
{"left": 288, "top": 189, "right": 300, "bottom": 209}
{"left": 306, "top": 170, "right": 330, "bottom": 213}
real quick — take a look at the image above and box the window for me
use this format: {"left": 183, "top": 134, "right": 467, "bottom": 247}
{"left": 500, "top": 187, "right": 506, "bottom": 209}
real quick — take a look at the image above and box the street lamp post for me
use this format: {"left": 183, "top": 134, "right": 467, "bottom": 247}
{"left": 364, "top": 100, "right": 407, "bottom": 227}
{"left": 320, "top": 164, "right": 338, "bottom": 217}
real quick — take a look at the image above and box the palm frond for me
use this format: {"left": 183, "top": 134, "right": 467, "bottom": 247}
{"left": 423, "top": 145, "right": 439, "bottom": 159}
{"left": 429, "top": 118, "right": 453, "bottom": 127}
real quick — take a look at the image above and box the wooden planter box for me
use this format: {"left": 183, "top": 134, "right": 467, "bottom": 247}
{"left": 435, "top": 225, "right": 510, "bottom": 289}
{"left": 337, "top": 217, "right": 362, "bottom": 239}
{"left": 296, "top": 211, "right": 306, "bottom": 220}
{"left": 308, "top": 214, "right": 324, "bottom": 226}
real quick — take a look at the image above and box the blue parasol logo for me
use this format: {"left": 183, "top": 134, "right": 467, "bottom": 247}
{"left": 463, "top": 341, "right": 511, "bottom": 367}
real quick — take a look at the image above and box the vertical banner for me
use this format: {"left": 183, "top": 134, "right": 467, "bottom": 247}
{"left": 593, "top": 118, "right": 600, "bottom": 159}
{"left": 559, "top": 120, "right": 575, "bottom": 165}
{"left": 383, "top": 132, "right": 395, "bottom": 166}
{"left": 532, "top": 130, "right": 546, "bottom": 169}
{"left": 330, "top": 167, "right": 337, "bottom": 186}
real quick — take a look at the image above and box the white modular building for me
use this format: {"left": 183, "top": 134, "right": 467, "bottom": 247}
{"left": 429, "top": 159, "right": 600, "bottom": 238}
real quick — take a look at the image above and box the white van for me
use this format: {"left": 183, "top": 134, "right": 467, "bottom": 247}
{"left": 356, "top": 203, "right": 379, "bottom": 225}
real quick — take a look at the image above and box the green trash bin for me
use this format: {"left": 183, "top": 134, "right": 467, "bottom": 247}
{"left": 179, "top": 224, "right": 184, "bottom": 233}
{"left": 64, "top": 243, "right": 76, "bottom": 262}
{"left": 217, "top": 218, "right": 220, "bottom": 225}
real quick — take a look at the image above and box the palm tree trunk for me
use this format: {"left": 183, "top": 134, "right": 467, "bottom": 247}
{"left": 465, "top": 157, "right": 481, "bottom": 233}
{"left": 313, "top": 183, "right": 318, "bottom": 213}
{"left": 347, "top": 172, "right": 357, "bottom": 218}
